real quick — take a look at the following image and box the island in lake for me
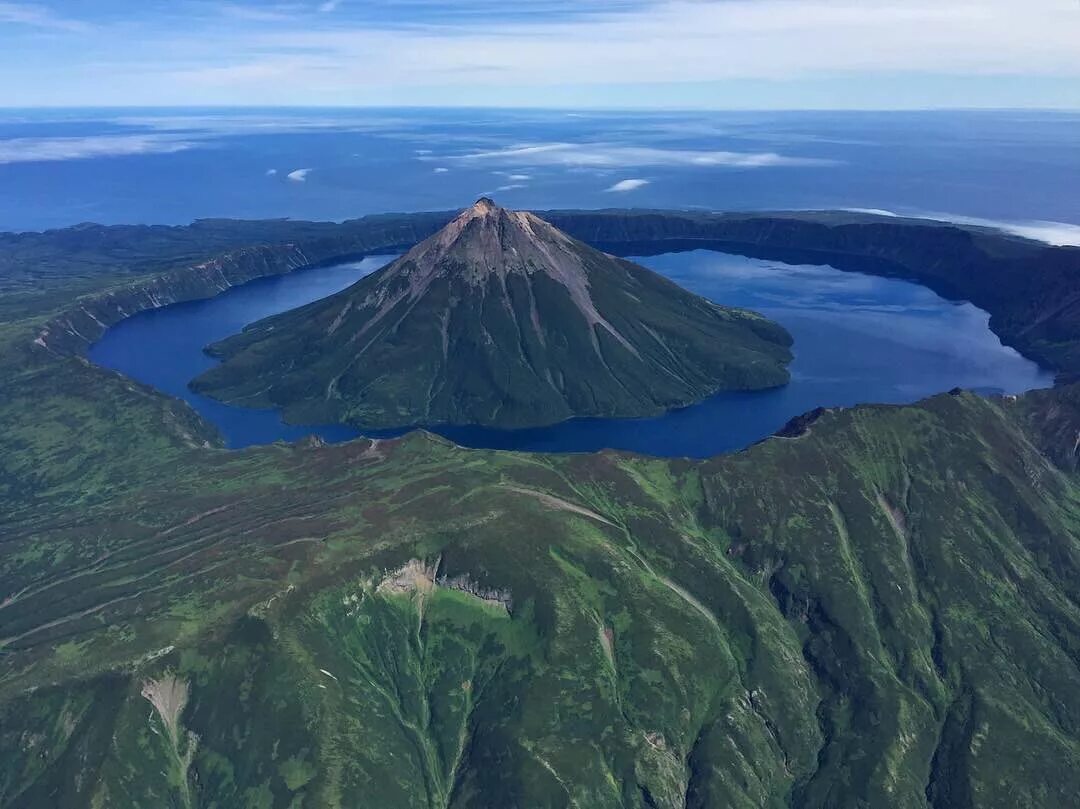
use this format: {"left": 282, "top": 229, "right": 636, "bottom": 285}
{"left": 191, "top": 198, "right": 793, "bottom": 429}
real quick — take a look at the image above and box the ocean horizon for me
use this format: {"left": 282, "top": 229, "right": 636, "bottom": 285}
{"left": 2, "top": 107, "right": 1078, "bottom": 236}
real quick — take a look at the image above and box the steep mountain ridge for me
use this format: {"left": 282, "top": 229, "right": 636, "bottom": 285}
{"left": 191, "top": 200, "right": 792, "bottom": 429}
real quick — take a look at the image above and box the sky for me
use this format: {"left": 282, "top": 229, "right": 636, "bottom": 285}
{"left": 1, "top": 0, "right": 1079, "bottom": 109}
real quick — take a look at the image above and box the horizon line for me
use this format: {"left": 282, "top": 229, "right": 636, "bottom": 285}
{"left": 2, "top": 104, "right": 1080, "bottom": 114}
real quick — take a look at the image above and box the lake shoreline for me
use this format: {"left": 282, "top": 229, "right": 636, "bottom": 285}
{"left": 89, "top": 247, "right": 1051, "bottom": 457}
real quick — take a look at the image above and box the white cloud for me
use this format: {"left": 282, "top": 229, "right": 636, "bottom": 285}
{"left": 494, "top": 183, "right": 526, "bottom": 191}
{"left": 318, "top": 0, "right": 342, "bottom": 11}
{"left": 114, "top": 112, "right": 412, "bottom": 135}
{"left": 4, "top": 0, "right": 1080, "bottom": 107}
{"left": 179, "top": 0, "right": 1080, "bottom": 98}
{"left": 0, "top": 2, "right": 88, "bottom": 32}
{"left": 506, "top": 173, "right": 531, "bottom": 181}
{"left": 266, "top": 168, "right": 278, "bottom": 176}
{"left": 433, "top": 167, "right": 450, "bottom": 173}
{"left": 922, "top": 212, "right": 1080, "bottom": 247}
{"left": 287, "top": 168, "right": 312, "bottom": 182}
{"left": 842, "top": 208, "right": 900, "bottom": 217}
{"left": 217, "top": 4, "right": 298, "bottom": 23}
{"left": 846, "top": 208, "right": 1080, "bottom": 247}
{"left": 1000, "top": 222, "right": 1080, "bottom": 247}
{"left": 606, "top": 178, "right": 650, "bottom": 192}
{"left": 452, "top": 142, "right": 832, "bottom": 168}
{"left": 0, "top": 134, "right": 195, "bottom": 165}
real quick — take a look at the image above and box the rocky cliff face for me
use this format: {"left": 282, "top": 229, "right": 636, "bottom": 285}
{"left": 35, "top": 245, "right": 316, "bottom": 354}
{"left": 30, "top": 214, "right": 453, "bottom": 356}
{"left": 191, "top": 200, "right": 793, "bottom": 429}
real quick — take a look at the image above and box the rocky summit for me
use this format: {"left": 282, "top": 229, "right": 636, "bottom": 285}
{"left": 191, "top": 199, "right": 792, "bottom": 429}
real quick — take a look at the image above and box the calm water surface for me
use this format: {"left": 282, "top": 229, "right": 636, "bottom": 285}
{"left": 88, "top": 251, "right": 1052, "bottom": 457}
{"left": 2, "top": 109, "right": 1078, "bottom": 233}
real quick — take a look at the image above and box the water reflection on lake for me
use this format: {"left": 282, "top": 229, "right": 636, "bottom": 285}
{"left": 89, "top": 250, "right": 1053, "bottom": 457}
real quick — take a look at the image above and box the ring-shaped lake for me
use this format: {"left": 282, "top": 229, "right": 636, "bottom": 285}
{"left": 89, "top": 249, "right": 1052, "bottom": 458}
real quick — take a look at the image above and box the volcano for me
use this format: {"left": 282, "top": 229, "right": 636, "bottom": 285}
{"left": 192, "top": 199, "right": 792, "bottom": 429}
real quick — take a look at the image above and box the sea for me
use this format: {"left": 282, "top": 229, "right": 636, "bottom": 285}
{"left": 2, "top": 108, "right": 1078, "bottom": 238}
{"left": 5, "top": 107, "right": 1073, "bottom": 456}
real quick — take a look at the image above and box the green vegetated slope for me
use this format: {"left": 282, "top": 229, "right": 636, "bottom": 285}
{"left": 4, "top": 390, "right": 1080, "bottom": 808}
{"left": 191, "top": 200, "right": 792, "bottom": 429}
{"left": 2, "top": 210, "right": 1080, "bottom": 807}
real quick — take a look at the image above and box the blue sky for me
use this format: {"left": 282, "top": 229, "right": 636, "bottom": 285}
{"left": 2, "top": 0, "right": 1079, "bottom": 108}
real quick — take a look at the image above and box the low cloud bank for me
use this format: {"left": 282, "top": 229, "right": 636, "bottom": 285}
{"left": 606, "top": 178, "right": 650, "bottom": 192}
{"left": 936, "top": 213, "right": 1080, "bottom": 248}
{"left": 843, "top": 208, "right": 1080, "bottom": 248}
{"left": 0, "top": 134, "right": 195, "bottom": 165}
{"left": 451, "top": 142, "right": 834, "bottom": 169}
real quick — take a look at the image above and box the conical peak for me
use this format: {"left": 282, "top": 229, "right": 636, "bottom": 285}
{"left": 379, "top": 200, "right": 634, "bottom": 347}
{"left": 426, "top": 198, "right": 511, "bottom": 256}
{"left": 457, "top": 196, "right": 506, "bottom": 226}
{"left": 422, "top": 198, "right": 551, "bottom": 259}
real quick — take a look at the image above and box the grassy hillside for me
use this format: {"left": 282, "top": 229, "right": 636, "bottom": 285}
{"left": 2, "top": 211, "right": 1080, "bottom": 806}
{"left": 4, "top": 381, "right": 1080, "bottom": 807}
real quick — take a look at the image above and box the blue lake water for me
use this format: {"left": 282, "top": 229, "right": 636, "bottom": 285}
{"left": 89, "top": 251, "right": 1052, "bottom": 457}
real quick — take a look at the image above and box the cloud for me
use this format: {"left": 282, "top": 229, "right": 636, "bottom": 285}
{"left": 606, "top": 178, "right": 650, "bottom": 192}
{"left": 3, "top": 0, "right": 1080, "bottom": 107}
{"left": 266, "top": 168, "right": 278, "bottom": 176}
{"left": 452, "top": 142, "right": 832, "bottom": 168}
{"left": 494, "top": 183, "right": 526, "bottom": 191}
{"left": 999, "top": 222, "right": 1080, "bottom": 247}
{"left": 505, "top": 173, "right": 531, "bottom": 181}
{"left": 842, "top": 208, "right": 900, "bottom": 217}
{"left": 113, "top": 112, "right": 413, "bottom": 136}
{"left": 217, "top": 4, "right": 299, "bottom": 23}
{"left": 0, "top": 2, "right": 88, "bottom": 32}
{"left": 433, "top": 167, "right": 450, "bottom": 173}
{"left": 0, "top": 134, "right": 195, "bottom": 165}
{"left": 287, "top": 168, "right": 312, "bottom": 182}
{"left": 318, "top": 0, "right": 342, "bottom": 11}
{"left": 155, "top": 0, "right": 1080, "bottom": 104}
{"left": 921, "top": 212, "right": 1080, "bottom": 247}
{"left": 845, "top": 208, "right": 1080, "bottom": 247}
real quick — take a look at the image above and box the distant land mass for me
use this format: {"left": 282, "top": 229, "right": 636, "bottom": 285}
{"left": 190, "top": 199, "right": 793, "bottom": 429}
{"left": 4, "top": 209, "right": 1080, "bottom": 807}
